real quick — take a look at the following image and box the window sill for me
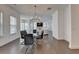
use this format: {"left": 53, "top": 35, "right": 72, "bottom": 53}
{"left": 10, "top": 33, "right": 17, "bottom": 35}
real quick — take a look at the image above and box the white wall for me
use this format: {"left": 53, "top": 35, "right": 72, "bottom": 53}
{"left": 69, "top": 5, "right": 79, "bottom": 49}
{"left": 58, "top": 8, "right": 64, "bottom": 39}
{"left": 63, "top": 5, "right": 71, "bottom": 43}
{"left": 52, "top": 10, "right": 59, "bottom": 39}
{"left": 63, "top": 5, "right": 79, "bottom": 49}
{"left": 52, "top": 8, "right": 64, "bottom": 40}
{"left": 0, "top": 5, "right": 20, "bottom": 47}
{"left": 52, "top": 4, "right": 79, "bottom": 49}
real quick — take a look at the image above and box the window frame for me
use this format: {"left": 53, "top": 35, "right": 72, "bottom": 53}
{"left": 0, "top": 12, "right": 3, "bottom": 36}
{"left": 20, "top": 19, "right": 29, "bottom": 31}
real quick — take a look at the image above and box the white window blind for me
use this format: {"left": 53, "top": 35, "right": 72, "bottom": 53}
{"left": 10, "top": 16, "right": 17, "bottom": 34}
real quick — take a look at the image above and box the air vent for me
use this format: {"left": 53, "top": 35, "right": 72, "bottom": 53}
{"left": 47, "top": 7, "right": 52, "bottom": 10}
{"left": 13, "top": 4, "right": 16, "bottom": 6}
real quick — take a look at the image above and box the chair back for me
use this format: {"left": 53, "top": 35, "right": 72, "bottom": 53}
{"left": 20, "top": 30, "right": 27, "bottom": 39}
{"left": 41, "top": 31, "right": 44, "bottom": 38}
{"left": 24, "top": 34, "right": 34, "bottom": 45}
{"left": 33, "top": 29, "right": 36, "bottom": 33}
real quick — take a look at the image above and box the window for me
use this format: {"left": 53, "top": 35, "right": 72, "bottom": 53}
{"left": 0, "top": 12, "right": 3, "bottom": 36}
{"left": 10, "top": 16, "right": 17, "bottom": 34}
{"left": 44, "top": 22, "right": 48, "bottom": 30}
{"left": 20, "top": 16, "right": 33, "bottom": 33}
{"left": 25, "top": 22, "right": 29, "bottom": 30}
{"left": 34, "top": 22, "right": 37, "bottom": 29}
{"left": 20, "top": 19, "right": 29, "bottom": 31}
{"left": 20, "top": 22, "right": 25, "bottom": 30}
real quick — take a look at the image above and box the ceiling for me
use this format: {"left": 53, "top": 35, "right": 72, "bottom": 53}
{"left": 7, "top": 4, "right": 67, "bottom": 16}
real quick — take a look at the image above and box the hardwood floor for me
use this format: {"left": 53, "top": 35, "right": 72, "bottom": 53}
{"left": 32, "top": 36, "right": 70, "bottom": 54}
{"left": 0, "top": 34, "right": 79, "bottom": 54}
{"left": 0, "top": 39, "right": 27, "bottom": 54}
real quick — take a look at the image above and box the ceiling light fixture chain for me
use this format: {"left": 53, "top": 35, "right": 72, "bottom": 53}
{"left": 34, "top": 5, "right": 37, "bottom": 17}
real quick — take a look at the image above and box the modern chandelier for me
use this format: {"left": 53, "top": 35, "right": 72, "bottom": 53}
{"left": 31, "top": 5, "right": 41, "bottom": 22}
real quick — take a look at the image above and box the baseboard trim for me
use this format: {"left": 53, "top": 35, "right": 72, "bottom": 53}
{"left": 53, "top": 37, "right": 69, "bottom": 44}
{"left": 68, "top": 47, "right": 79, "bottom": 49}
{"left": 53, "top": 37, "right": 64, "bottom": 40}
{"left": 0, "top": 37, "right": 20, "bottom": 47}
{"left": 69, "top": 45, "right": 79, "bottom": 49}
